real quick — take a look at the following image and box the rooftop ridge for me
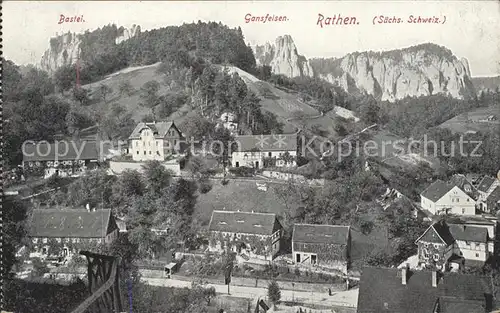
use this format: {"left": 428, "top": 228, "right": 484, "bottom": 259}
{"left": 212, "top": 210, "right": 276, "bottom": 216}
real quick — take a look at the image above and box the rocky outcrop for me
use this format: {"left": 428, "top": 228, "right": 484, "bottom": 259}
{"left": 40, "top": 31, "right": 81, "bottom": 75}
{"left": 256, "top": 35, "right": 476, "bottom": 101}
{"left": 311, "top": 46, "right": 476, "bottom": 101}
{"left": 253, "top": 35, "right": 313, "bottom": 78}
{"left": 40, "top": 25, "right": 140, "bottom": 75}
{"left": 115, "top": 24, "right": 141, "bottom": 44}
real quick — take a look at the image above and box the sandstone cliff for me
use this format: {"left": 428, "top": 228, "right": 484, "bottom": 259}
{"left": 256, "top": 35, "right": 476, "bottom": 101}
{"left": 40, "top": 25, "right": 140, "bottom": 75}
{"left": 310, "top": 44, "right": 476, "bottom": 101}
{"left": 253, "top": 35, "right": 313, "bottom": 78}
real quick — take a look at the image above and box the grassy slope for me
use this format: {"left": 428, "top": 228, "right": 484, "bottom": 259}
{"left": 78, "top": 62, "right": 357, "bottom": 138}
{"left": 438, "top": 105, "right": 500, "bottom": 134}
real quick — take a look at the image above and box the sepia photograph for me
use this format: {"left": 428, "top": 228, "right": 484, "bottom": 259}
{"left": 2, "top": 1, "right": 500, "bottom": 312}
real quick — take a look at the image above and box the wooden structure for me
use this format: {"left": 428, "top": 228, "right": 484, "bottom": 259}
{"left": 71, "top": 251, "right": 123, "bottom": 313}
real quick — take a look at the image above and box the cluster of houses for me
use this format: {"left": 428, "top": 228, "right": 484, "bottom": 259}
{"left": 21, "top": 119, "right": 300, "bottom": 179}
{"left": 416, "top": 173, "right": 500, "bottom": 271}
{"left": 16, "top": 117, "right": 500, "bottom": 311}
{"left": 207, "top": 210, "right": 351, "bottom": 273}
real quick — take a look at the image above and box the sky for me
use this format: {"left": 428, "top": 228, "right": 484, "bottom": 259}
{"left": 4, "top": 1, "right": 500, "bottom": 76}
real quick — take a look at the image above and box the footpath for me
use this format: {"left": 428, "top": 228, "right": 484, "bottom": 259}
{"left": 142, "top": 276, "right": 358, "bottom": 308}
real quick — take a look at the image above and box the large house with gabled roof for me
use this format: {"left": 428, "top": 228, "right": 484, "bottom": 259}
{"left": 230, "top": 134, "right": 298, "bottom": 169}
{"left": 357, "top": 266, "right": 493, "bottom": 313}
{"left": 415, "top": 219, "right": 494, "bottom": 270}
{"left": 420, "top": 180, "right": 476, "bottom": 216}
{"left": 292, "top": 224, "right": 351, "bottom": 274}
{"left": 207, "top": 210, "right": 283, "bottom": 261}
{"left": 28, "top": 208, "right": 119, "bottom": 259}
{"left": 22, "top": 140, "right": 100, "bottom": 178}
{"left": 128, "top": 121, "right": 184, "bottom": 161}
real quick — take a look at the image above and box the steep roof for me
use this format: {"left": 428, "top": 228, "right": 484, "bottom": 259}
{"left": 208, "top": 210, "right": 280, "bottom": 235}
{"left": 477, "top": 176, "right": 496, "bottom": 193}
{"left": 449, "top": 174, "right": 476, "bottom": 194}
{"left": 128, "top": 121, "right": 181, "bottom": 139}
{"left": 421, "top": 180, "right": 455, "bottom": 202}
{"left": 438, "top": 297, "right": 486, "bottom": 313}
{"left": 448, "top": 224, "right": 488, "bottom": 243}
{"left": 417, "top": 220, "right": 489, "bottom": 245}
{"left": 292, "top": 224, "right": 350, "bottom": 245}
{"left": 357, "top": 267, "right": 491, "bottom": 313}
{"left": 486, "top": 186, "right": 500, "bottom": 206}
{"left": 29, "top": 209, "right": 113, "bottom": 238}
{"left": 416, "top": 221, "right": 455, "bottom": 245}
{"left": 22, "top": 140, "right": 100, "bottom": 162}
{"left": 233, "top": 134, "right": 297, "bottom": 152}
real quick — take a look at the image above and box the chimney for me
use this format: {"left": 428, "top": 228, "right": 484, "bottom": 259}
{"left": 432, "top": 271, "right": 438, "bottom": 287}
{"left": 86, "top": 203, "right": 90, "bottom": 212}
{"left": 401, "top": 263, "right": 409, "bottom": 285}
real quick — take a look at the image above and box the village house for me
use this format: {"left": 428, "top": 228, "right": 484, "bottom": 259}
{"left": 292, "top": 224, "right": 351, "bottom": 274}
{"left": 22, "top": 140, "right": 100, "bottom": 179}
{"left": 128, "top": 121, "right": 184, "bottom": 161}
{"left": 231, "top": 134, "right": 298, "bottom": 169}
{"left": 28, "top": 208, "right": 119, "bottom": 260}
{"left": 477, "top": 176, "right": 500, "bottom": 212}
{"left": 207, "top": 210, "right": 283, "bottom": 261}
{"left": 217, "top": 112, "right": 239, "bottom": 135}
{"left": 415, "top": 219, "right": 495, "bottom": 270}
{"left": 420, "top": 179, "right": 476, "bottom": 216}
{"left": 357, "top": 266, "right": 493, "bottom": 313}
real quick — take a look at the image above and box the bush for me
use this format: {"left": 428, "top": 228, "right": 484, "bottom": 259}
{"left": 198, "top": 178, "right": 212, "bottom": 194}
{"left": 228, "top": 166, "right": 255, "bottom": 177}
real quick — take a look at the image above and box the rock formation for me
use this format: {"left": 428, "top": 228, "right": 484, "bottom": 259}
{"left": 115, "top": 24, "right": 141, "bottom": 44}
{"left": 312, "top": 46, "right": 476, "bottom": 101}
{"left": 255, "top": 35, "right": 476, "bottom": 101}
{"left": 40, "top": 25, "right": 140, "bottom": 75}
{"left": 253, "top": 35, "right": 313, "bottom": 78}
{"left": 40, "top": 31, "right": 81, "bottom": 75}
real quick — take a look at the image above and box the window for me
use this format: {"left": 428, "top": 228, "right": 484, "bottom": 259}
{"left": 457, "top": 199, "right": 459, "bottom": 202}
{"left": 149, "top": 151, "right": 152, "bottom": 155}
{"left": 144, "top": 151, "right": 146, "bottom": 155}
{"left": 268, "top": 152, "right": 272, "bottom": 157}
{"left": 137, "top": 151, "right": 139, "bottom": 155}
{"left": 462, "top": 208, "right": 465, "bottom": 214}
{"left": 476, "top": 253, "right": 479, "bottom": 257}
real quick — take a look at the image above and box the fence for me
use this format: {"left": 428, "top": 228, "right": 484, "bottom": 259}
{"left": 138, "top": 269, "right": 346, "bottom": 293}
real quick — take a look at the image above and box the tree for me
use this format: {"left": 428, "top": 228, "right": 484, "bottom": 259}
{"left": 3, "top": 197, "right": 29, "bottom": 277}
{"left": 267, "top": 280, "right": 281, "bottom": 308}
{"left": 32, "top": 257, "right": 50, "bottom": 277}
{"left": 54, "top": 64, "right": 76, "bottom": 92}
{"left": 180, "top": 113, "right": 214, "bottom": 141}
{"left": 139, "top": 80, "right": 161, "bottom": 107}
{"left": 73, "top": 87, "right": 91, "bottom": 105}
{"left": 98, "top": 84, "right": 113, "bottom": 102}
{"left": 119, "top": 80, "right": 135, "bottom": 96}
{"left": 142, "top": 160, "right": 173, "bottom": 195}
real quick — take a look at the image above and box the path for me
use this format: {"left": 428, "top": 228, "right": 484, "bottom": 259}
{"left": 143, "top": 277, "right": 358, "bottom": 308}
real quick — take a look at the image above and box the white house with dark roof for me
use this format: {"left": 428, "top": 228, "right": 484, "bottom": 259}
{"left": 477, "top": 176, "right": 500, "bottom": 212}
{"left": 128, "top": 121, "right": 184, "bottom": 161}
{"left": 207, "top": 210, "right": 283, "bottom": 261}
{"left": 420, "top": 180, "right": 476, "bottom": 216}
{"left": 230, "top": 134, "right": 298, "bottom": 169}
{"left": 292, "top": 224, "right": 351, "bottom": 274}
{"left": 415, "top": 219, "right": 494, "bottom": 270}
{"left": 28, "top": 208, "right": 118, "bottom": 259}
{"left": 22, "top": 140, "right": 100, "bottom": 178}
